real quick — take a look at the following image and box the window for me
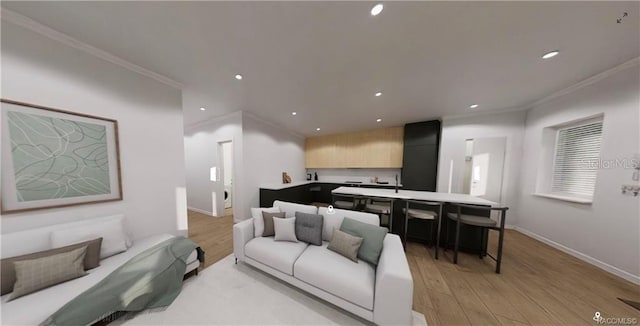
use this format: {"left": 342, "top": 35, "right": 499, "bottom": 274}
{"left": 551, "top": 120, "right": 603, "bottom": 198}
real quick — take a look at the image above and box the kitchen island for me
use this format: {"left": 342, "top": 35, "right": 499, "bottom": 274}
{"left": 331, "top": 186, "right": 497, "bottom": 206}
{"left": 332, "top": 186, "right": 498, "bottom": 255}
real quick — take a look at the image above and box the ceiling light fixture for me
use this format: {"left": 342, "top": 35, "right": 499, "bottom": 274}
{"left": 371, "top": 3, "right": 384, "bottom": 16}
{"left": 542, "top": 50, "right": 559, "bottom": 59}
{"left": 292, "top": 112, "right": 297, "bottom": 115}
{"left": 200, "top": 107, "right": 206, "bottom": 111}
{"left": 469, "top": 104, "right": 479, "bottom": 109}
{"left": 235, "top": 74, "right": 243, "bottom": 80}
{"left": 375, "top": 92, "right": 382, "bottom": 97}
{"left": 316, "top": 128, "right": 321, "bottom": 131}
{"left": 376, "top": 118, "right": 382, "bottom": 122}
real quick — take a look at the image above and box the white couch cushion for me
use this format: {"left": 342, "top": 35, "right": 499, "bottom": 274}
{"left": 251, "top": 207, "right": 281, "bottom": 238}
{"left": 245, "top": 237, "right": 308, "bottom": 275}
{"left": 273, "top": 200, "right": 317, "bottom": 218}
{"left": 294, "top": 241, "right": 375, "bottom": 310}
{"left": 318, "top": 207, "right": 379, "bottom": 242}
{"left": 1, "top": 215, "right": 129, "bottom": 259}
{"left": 51, "top": 216, "right": 128, "bottom": 259}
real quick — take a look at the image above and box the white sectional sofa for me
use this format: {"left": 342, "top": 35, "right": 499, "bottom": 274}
{"left": 1, "top": 215, "right": 200, "bottom": 325}
{"left": 234, "top": 200, "right": 414, "bottom": 325}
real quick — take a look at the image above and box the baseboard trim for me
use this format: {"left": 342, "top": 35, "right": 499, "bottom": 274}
{"left": 514, "top": 226, "right": 640, "bottom": 285}
{"left": 187, "top": 206, "right": 215, "bottom": 217}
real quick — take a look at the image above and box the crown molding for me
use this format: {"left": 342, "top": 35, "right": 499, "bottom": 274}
{"left": 184, "top": 110, "right": 306, "bottom": 140}
{"left": 242, "top": 111, "right": 306, "bottom": 140}
{"left": 443, "top": 56, "right": 640, "bottom": 121}
{"left": 183, "top": 111, "right": 243, "bottom": 133}
{"left": 1, "top": 8, "right": 183, "bottom": 90}
{"left": 441, "top": 106, "right": 527, "bottom": 122}
{"left": 521, "top": 56, "right": 639, "bottom": 111}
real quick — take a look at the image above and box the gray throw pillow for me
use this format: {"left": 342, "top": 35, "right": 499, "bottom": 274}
{"left": 339, "top": 217, "right": 388, "bottom": 265}
{"left": 262, "top": 212, "right": 286, "bottom": 237}
{"left": 274, "top": 217, "right": 298, "bottom": 242}
{"left": 0, "top": 237, "right": 103, "bottom": 296}
{"left": 327, "top": 228, "right": 364, "bottom": 262}
{"left": 294, "top": 212, "right": 323, "bottom": 246}
{"left": 9, "top": 246, "right": 87, "bottom": 301}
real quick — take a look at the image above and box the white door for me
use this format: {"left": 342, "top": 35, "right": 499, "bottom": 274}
{"left": 469, "top": 137, "right": 506, "bottom": 203}
{"left": 470, "top": 153, "right": 489, "bottom": 197}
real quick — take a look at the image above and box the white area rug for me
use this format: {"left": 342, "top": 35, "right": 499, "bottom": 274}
{"left": 116, "top": 254, "right": 427, "bottom": 325}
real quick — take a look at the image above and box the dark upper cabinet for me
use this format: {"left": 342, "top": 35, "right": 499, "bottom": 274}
{"left": 403, "top": 120, "right": 440, "bottom": 146}
{"left": 401, "top": 120, "right": 441, "bottom": 191}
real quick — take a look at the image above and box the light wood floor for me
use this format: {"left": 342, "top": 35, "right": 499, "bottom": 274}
{"left": 188, "top": 210, "right": 640, "bottom": 325}
{"left": 187, "top": 209, "right": 234, "bottom": 269}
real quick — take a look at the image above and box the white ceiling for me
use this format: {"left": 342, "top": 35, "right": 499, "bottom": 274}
{"left": 2, "top": 1, "right": 639, "bottom": 136}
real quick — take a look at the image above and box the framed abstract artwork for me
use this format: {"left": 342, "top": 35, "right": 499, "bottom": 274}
{"left": 1, "top": 99, "right": 122, "bottom": 214}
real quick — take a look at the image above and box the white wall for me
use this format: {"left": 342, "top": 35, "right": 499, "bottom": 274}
{"left": 241, "top": 113, "right": 306, "bottom": 220}
{"left": 0, "top": 22, "right": 188, "bottom": 239}
{"left": 517, "top": 64, "right": 640, "bottom": 283}
{"left": 438, "top": 110, "right": 526, "bottom": 223}
{"left": 183, "top": 112, "right": 305, "bottom": 222}
{"left": 184, "top": 112, "right": 243, "bottom": 217}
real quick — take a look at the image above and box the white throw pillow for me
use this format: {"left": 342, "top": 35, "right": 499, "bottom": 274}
{"left": 51, "top": 217, "right": 128, "bottom": 259}
{"left": 274, "top": 217, "right": 298, "bottom": 242}
{"left": 252, "top": 207, "right": 281, "bottom": 237}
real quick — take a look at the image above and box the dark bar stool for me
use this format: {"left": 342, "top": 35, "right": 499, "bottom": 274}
{"left": 447, "top": 203, "right": 509, "bottom": 273}
{"left": 332, "top": 194, "right": 364, "bottom": 210}
{"left": 364, "top": 197, "right": 394, "bottom": 232}
{"left": 402, "top": 200, "right": 444, "bottom": 259}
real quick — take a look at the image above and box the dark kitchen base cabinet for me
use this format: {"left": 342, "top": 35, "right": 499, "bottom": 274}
{"left": 259, "top": 184, "right": 315, "bottom": 207}
{"left": 259, "top": 183, "right": 400, "bottom": 208}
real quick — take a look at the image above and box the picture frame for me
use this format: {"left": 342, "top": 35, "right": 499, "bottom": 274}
{"left": 1, "top": 99, "right": 123, "bottom": 214}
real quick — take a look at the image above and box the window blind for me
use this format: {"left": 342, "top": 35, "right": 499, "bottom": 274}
{"left": 551, "top": 121, "right": 603, "bottom": 197}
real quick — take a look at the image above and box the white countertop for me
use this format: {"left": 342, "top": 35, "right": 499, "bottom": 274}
{"left": 260, "top": 181, "right": 402, "bottom": 191}
{"left": 331, "top": 186, "right": 498, "bottom": 206}
{"left": 260, "top": 181, "right": 315, "bottom": 190}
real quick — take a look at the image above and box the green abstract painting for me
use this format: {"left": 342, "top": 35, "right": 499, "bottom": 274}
{"left": 7, "top": 111, "right": 112, "bottom": 202}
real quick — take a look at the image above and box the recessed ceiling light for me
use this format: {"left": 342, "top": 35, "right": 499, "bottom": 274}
{"left": 375, "top": 92, "right": 382, "bottom": 97}
{"left": 469, "top": 104, "right": 479, "bottom": 109}
{"left": 235, "top": 74, "right": 243, "bottom": 80}
{"left": 371, "top": 3, "right": 384, "bottom": 16}
{"left": 316, "top": 128, "right": 321, "bottom": 131}
{"left": 542, "top": 51, "right": 559, "bottom": 59}
{"left": 200, "top": 107, "right": 206, "bottom": 111}
{"left": 376, "top": 118, "right": 382, "bottom": 122}
{"left": 292, "top": 112, "right": 297, "bottom": 115}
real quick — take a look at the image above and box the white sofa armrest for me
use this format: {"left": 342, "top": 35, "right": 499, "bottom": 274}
{"left": 374, "top": 234, "right": 414, "bottom": 326}
{"left": 233, "top": 219, "right": 254, "bottom": 261}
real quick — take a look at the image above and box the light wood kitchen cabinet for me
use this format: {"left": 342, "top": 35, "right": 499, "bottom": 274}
{"left": 305, "top": 126, "right": 404, "bottom": 168}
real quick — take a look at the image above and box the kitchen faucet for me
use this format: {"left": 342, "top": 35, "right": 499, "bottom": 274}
{"left": 395, "top": 174, "right": 399, "bottom": 193}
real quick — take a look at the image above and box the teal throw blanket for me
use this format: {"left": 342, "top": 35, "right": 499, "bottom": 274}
{"left": 41, "top": 236, "right": 198, "bottom": 326}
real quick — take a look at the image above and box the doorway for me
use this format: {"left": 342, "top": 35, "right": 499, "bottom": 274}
{"left": 220, "top": 141, "right": 233, "bottom": 216}
{"left": 462, "top": 137, "right": 507, "bottom": 203}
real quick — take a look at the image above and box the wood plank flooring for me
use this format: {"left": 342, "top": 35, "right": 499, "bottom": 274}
{"left": 188, "top": 210, "right": 640, "bottom": 325}
{"left": 187, "top": 209, "right": 233, "bottom": 269}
